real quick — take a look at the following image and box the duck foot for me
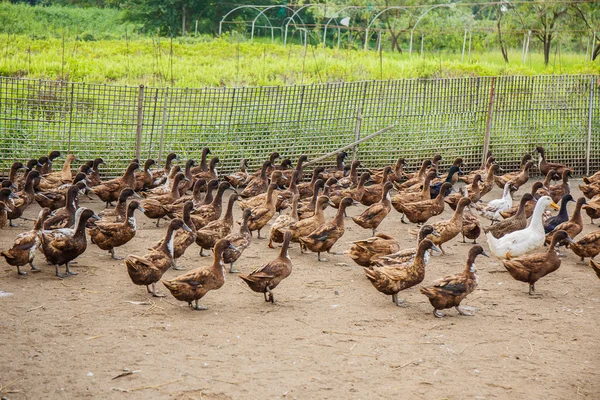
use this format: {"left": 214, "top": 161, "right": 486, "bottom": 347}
{"left": 55, "top": 265, "right": 68, "bottom": 279}
{"left": 65, "top": 263, "right": 78, "bottom": 276}
{"left": 173, "top": 264, "right": 186, "bottom": 270}
{"left": 455, "top": 306, "right": 473, "bottom": 316}
{"left": 190, "top": 300, "right": 208, "bottom": 310}
{"left": 392, "top": 293, "right": 406, "bottom": 307}
{"left": 433, "top": 309, "right": 445, "bottom": 318}
{"left": 109, "top": 249, "right": 123, "bottom": 260}
{"left": 149, "top": 283, "right": 165, "bottom": 297}
{"left": 9, "top": 220, "right": 19, "bottom": 227}
{"left": 29, "top": 262, "right": 41, "bottom": 272}
{"left": 265, "top": 288, "right": 275, "bottom": 303}
{"left": 199, "top": 248, "right": 210, "bottom": 257}
{"left": 317, "top": 253, "right": 328, "bottom": 262}
{"left": 229, "top": 263, "right": 239, "bottom": 273}
{"left": 17, "top": 266, "right": 27, "bottom": 276}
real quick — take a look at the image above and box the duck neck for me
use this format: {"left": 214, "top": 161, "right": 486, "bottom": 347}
{"left": 115, "top": 196, "right": 128, "bottom": 216}
{"left": 337, "top": 155, "right": 345, "bottom": 171}
{"left": 74, "top": 213, "right": 89, "bottom": 238}
{"left": 290, "top": 198, "right": 299, "bottom": 220}
{"left": 543, "top": 173, "right": 553, "bottom": 187}
{"left": 570, "top": 200, "right": 584, "bottom": 224}
{"left": 211, "top": 245, "right": 225, "bottom": 271}
{"left": 538, "top": 151, "right": 546, "bottom": 169}
{"left": 265, "top": 186, "right": 276, "bottom": 207}
{"left": 192, "top": 184, "right": 203, "bottom": 203}
{"left": 334, "top": 202, "right": 348, "bottom": 225}
{"left": 279, "top": 235, "right": 291, "bottom": 260}
{"left": 200, "top": 150, "right": 209, "bottom": 172}
{"left": 289, "top": 174, "right": 298, "bottom": 194}
{"left": 24, "top": 175, "right": 36, "bottom": 196}
{"left": 315, "top": 200, "right": 326, "bottom": 220}
{"left": 42, "top": 161, "right": 52, "bottom": 175}
{"left": 529, "top": 201, "right": 547, "bottom": 229}
{"left": 212, "top": 186, "right": 227, "bottom": 207}
{"left": 224, "top": 196, "right": 236, "bottom": 225}
{"left": 485, "top": 167, "right": 495, "bottom": 185}
{"left": 125, "top": 207, "right": 137, "bottom": 227}
{"left": 184, "top": 162, "right": 193, "bottom": 180}
{"left": 183, "top": 206, "right": 195, "bottom": 232}
{"left": 436, "top": 186, "right": 447, "bottom": 202}
{"left": 33, "top": 211, "right": 46, "bottom": 231}
{"left": 515, "top": 198, "right": 528, "bottom": 216}
{"left": 451, "top": 202, "right": 467, "bottom": 221}
{"left": 9, "top": 165, "right": 20, "bottom": 182}
{"left": 61, "top": 158, "right": 72, "bottom": 175}
{"left": 240, "top": 213, "right": 251, "bottom": 234}
{"left": 124, "top": 166, "right": 136, "bottom": 188}
{"left": 164, "top": 157, "right": 173, "bottom": 174}
{"left": 170, "top": 178, "right": 182, "bottom": 199}
{"left": 203, "top": 186, "right": 215, "bottom": 205}
{"left": 394, "top": 159, "right": 404, "bottom": 176}
{"left": 414, "top": 244, "right": 429, "bottom": 269}
{"left": 260, "top": 164, "right": 269, "bottom": 180}
{"left": 65, "top": 189, "right": 77, "bottom": 212}
{"left": 417, "top": 162, "right": 428, "bottom": 180}
{"left": 349, "top": 163, "right": 359, "bottom": 183}
{"left": 502, "top": 186, "right": 512, "bottom": 201}
{"left": 159, "top": 225, "right": 177, "bottom": 257}
{"left": 558, "top": 199, "right": 569, "bottom": 217}
{"left": 421, "top": 175, "right": 433, "bottom": 198}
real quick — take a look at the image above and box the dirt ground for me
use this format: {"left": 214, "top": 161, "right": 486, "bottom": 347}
{"left": 0, "top": 179, "right": 599, "bottom": 399}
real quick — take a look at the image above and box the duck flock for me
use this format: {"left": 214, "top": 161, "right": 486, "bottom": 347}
{"left": 1, "top": 146, "right": 600, "bottom": 317}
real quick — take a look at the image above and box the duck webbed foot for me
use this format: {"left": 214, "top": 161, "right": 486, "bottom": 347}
{"left": 17, "top": 266, "right": 27, "bottom": 276}
{"left": 229, "top": 263, "right": 239, "bottom": 273}
{"left": 191, "top": 300, "right": 208, "bottom": 310}
{"left": 149, "top": 283, "right": 165, "bottom": 297}
{"left": 317, "top": 252, "right": 328, "bottom": 262}
{"left": 392, "top": 293, "right": 406, "bottom": 307}
{"left": 29, "top": 262, "right": 41, "bottom": 272}
{"left": 109, "top": 248, "right": 124, "bottom": 260}
{"left": 455, "top": 306, "right": 473, "bottom": 316}
{"left": 173, "top": 263, "right": 186, "bottom": 270}
{"left": 65, "top": 262, "right": 78, "bottom": 276}
{"left": 55, "top": 265, "right": 68, "bottom": 279}
{"left": 433, "top": 309, "right": 446, "bottom": 318}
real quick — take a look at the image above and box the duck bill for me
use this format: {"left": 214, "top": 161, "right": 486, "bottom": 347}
{"left": 182, "top": 223, "right": 193, "bottom": 233}
{"left": 91, "top": 214, "right": 101, "bottom": 221}
{"left": 133, "top": 192, "right": 143, "bottom": 199}
{"left": 431, "top": 245, "right": 442, "bottom": 253}
{"left": 228, "top": 243, "right": 238, "bottom": 252}
{"left": 481, "top": 249, "right": 490, "bottom": 258}
{"left": 565, "top": 237, "right": 576, "bottom": 245}
{"left": 431, "top": 229, "right": 441, "bottom": 237}
{"left": 550, "top": 202, "right": 560, "bottom": 210}
{"left": 137, "top": 206, "right": 146, "bottom": 213}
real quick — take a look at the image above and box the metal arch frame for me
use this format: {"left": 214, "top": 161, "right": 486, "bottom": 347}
{"left": 409, "top": 3, "right": 461, "bottom": 56}
{"left": 219, "top": 5, "right": 270, "bottom": 37}
{"left": 251, "top": 5, "right": 305, "bottom": 42}
{"left": 283, "top": 4, "right": 326, "bottom": 47}
{"left": 364, "top": 6, "right": 414, "bottom": 51}
{"left": 281, "top": 17, "right": 309, "bottom": 47}
{"left": 322, "top": 6, "right": 363, "bottom": 48}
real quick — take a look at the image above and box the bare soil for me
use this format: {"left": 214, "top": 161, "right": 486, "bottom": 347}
{"left": 1, "top": 180, "right": 599, "bottom": 399}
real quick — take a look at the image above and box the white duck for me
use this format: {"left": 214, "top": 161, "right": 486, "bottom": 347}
{"left": 486, "top": 196, "right": 553, "bottom": 259}
{"left": 475, "top": 182, "right": 515, "bottom": 221}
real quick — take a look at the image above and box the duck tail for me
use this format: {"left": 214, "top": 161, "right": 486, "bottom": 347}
{"left": 590, "top": 260, "right": 600, "bottom": 279}
{"left": 419, "top": 286, "right": 435, "bottom": 299}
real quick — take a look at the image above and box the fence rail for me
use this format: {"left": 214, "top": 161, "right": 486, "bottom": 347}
{"left": 0, "top": 75, "right": 598, "bottom": 179}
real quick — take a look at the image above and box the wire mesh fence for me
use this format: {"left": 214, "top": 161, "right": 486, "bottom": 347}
{"left": 0, "top": 75, "right": 598, "bottom": 179}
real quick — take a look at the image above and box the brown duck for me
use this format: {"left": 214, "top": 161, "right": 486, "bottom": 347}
{"left": 241, "top": 160, "right": 272, "bottom": 198}
{"left": 392, "top": 171, "right": 436, "bottom": 211}
{"left": 153, "top": 201, "right": 197, "bottom": 270}
{"left": 545, "top": 197, "right": 586, "bottom": 245}
{"left": 195, "top": 194, "right": 237, "bottom": 256}
{"left": 485, "top": 193, "right": 535, "bottom": 239}
{"left": 223, "top": 159, "right": 250, "bottom": 188}
{"left": 427, "top": 197, "right": 471, "bottom": 255}
{"left": 42, "top": 185, "right": 81, "bottom": 229}
{"left": 96, "top": 188, "right": 140, "bottom": 223}
{"left": 162, "top": 238, "right": 234, "bottom": 310}
{"left": 223, "top": 209, "right": 252, "bottom": 273}
{"left": 502, "top": 231, "right": 573, "bottom": 295}
{"left": 92, "top": 162, "right": 139, "bottom": 207}
{"left": 364, "top": 239, "right": 440, "bottom": 307}
{"left": 1, "top": 208, "right": 51, "bottom": 275}
{"left": 247, "top": 183, "right": 277, "bottom": 239}
{"left": 298, "top": 197, "right": 358, "bottom": 261}
{"left": 190, "top": 182, "right": 231, "bottom": 229}
{"left": 360, "top": 167, "right": 392, "bottom": 206}
{"left": 134, "top": 159, "right": 156, "bottom": 191}
{"left": 421, "top": 245, "right": 487, "bottom": 317}
{"left": 352, "top": 182, "right": 393, "bottom": 236}
{"left": 89, "top": 201, "right": 144, "bottom": 259}
{"left": 396, "top": 182, "right": 452, "bottom": 224}
{"left": 345, "top": 233, "right": 401, "bottom": 268}
{"left": 569, "top": 230, "right": 600, "bottom": 262}
{"left": 500, "top": 182, "right": 546, "bottom": 219}
{"left": 40, "top": 208, "right": 100, "bottom": 278}
{"left": 536, "top": 146, "right": 569, "bottom": 176}
{"left": 445, "top": 174, "right": 482, "bottom": 210}
{"left": 240, "top": 231, "right": 293, "bottom": 303}
{"left": 124, "top": 218, "right": 192, "bottom": 296}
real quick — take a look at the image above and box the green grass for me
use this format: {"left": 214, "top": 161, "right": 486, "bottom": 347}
{"left": 0, "top": 34, "right": 598, "bottom": 88}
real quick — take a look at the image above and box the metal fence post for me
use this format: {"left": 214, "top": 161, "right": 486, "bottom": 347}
{"left": 481, "top": 76, "right": 496, "bottom": 169}
{"left": 67, "top": 83, "right": 75, "bottom": 153}
{"left": 353, "top": 108, "right": 362, "bottom": 161}
{"left": 158, "top": 88, "right": 169, "bottom": 166}
{"left": 135, "top": 85, "right": 144, "bottom": 160}
{"left": 586, "top": 76, "right": 595, "bottom": 176}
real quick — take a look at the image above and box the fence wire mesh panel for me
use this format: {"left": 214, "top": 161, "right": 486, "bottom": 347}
{"left": 0, "top": 75, "right": 599, "bottom": 179}
{"left": 489, "top": 75, "right": 598, "bottom": 176}
{"left": 359, "top": 78, "right": 491, "bottom": 172}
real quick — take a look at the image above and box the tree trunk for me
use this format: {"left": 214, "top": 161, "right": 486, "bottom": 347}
{"left": 182, "top": 3, "right": 187, "bottom": 36}
{"left": 497, "top": 12, "right": 508, "bottom": 63}
{"left": 543, "top": 35, "right": 552, "bottom": 65}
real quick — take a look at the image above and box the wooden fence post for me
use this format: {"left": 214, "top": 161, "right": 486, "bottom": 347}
{"left": 135, "top": 85, "right": 144, "bottom": 160}
{"left": 482, "top": 76, "right": 496, "bottom": 169}
{"left": 158, "top": 88, "right": 169, "bottom": 166}
{"left": 586, "top": 76, "right": 595, "bottom": 176}
{"left": 67, "top": 83, "right": 75, "bottom": 154}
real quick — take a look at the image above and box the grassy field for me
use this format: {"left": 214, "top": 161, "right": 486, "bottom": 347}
{"left": 0, "top": 34, "right": 598, "bottom": 88}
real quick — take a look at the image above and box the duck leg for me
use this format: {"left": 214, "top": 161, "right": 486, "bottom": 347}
{"left": 401, "top": 215, "right": 407, "bottom": 224}
{"left": 257, "top": 229, "right": 263, "bottom": 239}
{"left": 65, "top": 262, "right": 78, "bottom": 276}
{"left": 29, "top": 262, "right": 41, "bottom": 272}
{"left": 173, "top": 260, "right": 186, "bottom": 270}
{"left": 433, "top": 309, "right": 445, "bottom": 318}
{"left": 9, "top": 219, "right": 18, "bottom": 227}
{"left": 392, "top": 293, "right": 406, "bottom": 307}
{"left": 191, "top": 300, "right": 208, "bottom": 310}
{"left": 372, "top": 228, "right": 376, "bottom": 236}
{"left": 155, "top": 218, "right": 161, "bottom": 228}
{"left": 455, "top": 306, "right": 473, "bottom": 316}
{"left": 150, "top": 282, "right": 165, "bottom": 297}
{"left": 55, "top": 264, "right": 68, "bottom": 279}
{"left": 229, "top": 263, "right": 239, "bottom": 273}
{"left": 528, "top": 283, "right": 535, "bottom": 296}
{"left": 17, "top": 265, "right": 27, "bottom": 276}
{"left": 109, "top": 248, "right": 123, "bottom": 260}
{"left": 439, "top": 243, "right": 448, "bottom": 256}
{"left": 266, "top": 287, "right": 275, "bottom": 303}
{"left": 199, "top": 248, "right": 210, "bottom": 257}
{"left": 317, "top": 252, "right": 328, "bottom": 262}
{"left": 263, "top": 290, "right": 269, "bottom": 302}
{"left": 268, "top": 238, "right": 275, "bottom": 249}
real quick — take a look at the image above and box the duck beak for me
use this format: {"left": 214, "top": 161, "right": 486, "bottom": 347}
{"left": 328, "top": 201, "right": 336, "bottom": 207}
{"left": 91, "top": 214, "right": 101, "bottom": 221}
{"left": 228, "top": 243, "right": 238, "bottom": 251}
{"left": 74, "top": 158, "right": 81, "bottom": 163}
{"left": 550, "top": 202, "right": 560, "bottom": 210}
{"left": 49, "top": 211, "right": 56, "bottom": 217}
{"left": 458, "top": 169, "right": 464, "bottom": 175}
{"left": 431, "top": 229, "right": 441, "bottom": 237}
{"left": 351, "top": 200, "right": 361, "bottom": 206}
{"left": 133, "top": 192, "right": 143, "bottom": 199}
{"left": 183, "top": 177, "right": 191, "bottom": 182}
{"left": 137, "top": 206, "right": 146, "bottom": 213}
{"left": 9, "top": 192, "right": 19, "bottom": 199}
{"left": 481, "top": 249, "right": 490, "bottom": 258}
{"left": 565, "top": 237, "right": 576, "bottom": 245}
{"left": 182, "top": 223, "right": 193, "bottom": 233}
{"left": 10, "top": 183, "right": 17, "bottom": 190}
{"left": 431, "top": 244, "right": 442, "bottom": 253}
